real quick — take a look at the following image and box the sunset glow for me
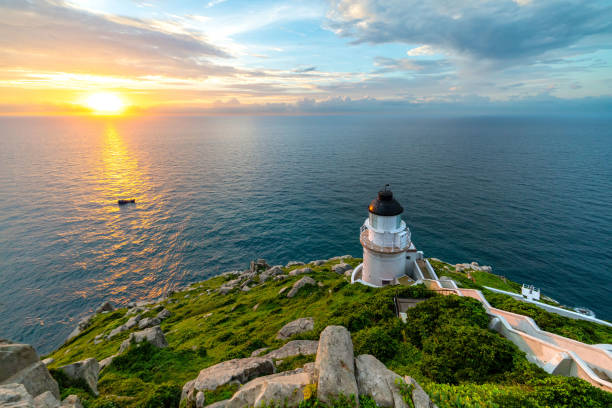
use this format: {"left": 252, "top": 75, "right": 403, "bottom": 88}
{"left": 84, "top": 93, "right": 126, "bottom": 115}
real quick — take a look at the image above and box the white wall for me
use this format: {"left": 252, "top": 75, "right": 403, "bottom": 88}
{"left": 362, "top": 247, "right": 406, "bottom": 286}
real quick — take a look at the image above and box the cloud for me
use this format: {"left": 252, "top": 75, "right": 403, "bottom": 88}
{"left": 327, "top": 0, "right": 612, "bottom": 61}
{"left": 0, "top": 0, "right": 233, "bottom": 78}
{"left": 406, "top": 45, "right": 437, "bottom": 57}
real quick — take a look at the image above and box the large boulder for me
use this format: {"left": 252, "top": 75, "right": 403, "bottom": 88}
{"left": 225, "top": 367, "right": 313, "bottom": 408}
{"left": 332, "top": 263, "right": 352, "bottom": 275}
{"left": 182, "top": 357, "right": 275, "bottom": 407}
{"left": 33, "top": 391, "right": 60, "bottom": 408}
{"left": 59, "top": 359, "right": 99, "bottom": 396}
{"left": 60, "top": 395, "right": 83, "bottom": 408}
{"left": 288, "top": 267, "right": 313, "bottom": 277}
{"left": 138, "top": 317, "right": 161, "bottom": 330}
{"left": 314, "top": 326, "right": 358, "bottom": 405}
{"left": 355, "top": 355, "right": 407, "bottom": 408}
{"left": 404, "top": 376, "right": 437, "bottom": 408}
{"left": 265, "top": 341, "right": 318, "bottom": 360}
{"left": 286, "top": 277, "right": 316, "bottom": 298}
{"left": 0, "top": 383, "right": 34, "bottom": 408}
{"left": 119, "top": 326, "right": 168, "bottom": 353}
{"left": 0, "top": 342, "right": 59, "bottom": 400}
{"left": 276, "top": 318, "right": 314, "bottom": 340}
{"left": 0, "top": 343, "right": 39, "bottom": 383}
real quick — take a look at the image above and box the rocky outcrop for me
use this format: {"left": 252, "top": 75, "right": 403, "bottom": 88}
{"left": 289, "top": 267, "right": 313, "bottom": 277}
{"left": 60, "top": 395, "right": 83, "bottom": 408}
{"left": 96, "top": 301, "right": 114, "bottom": 314}
{"left": 355, "top": 355, "right": 407, "bottom": 408}
{"left": 311, "top": 260, "right": 326, "bottom": 266}
{"left": 119, "top": 326, "right": 168, "bottom": 353}
{"left": 138, "top": 317, "right": 161, "bottom": 330}
{"left": 286, "top": 277, "right": 316, "bottom": 298}
{"left": 33, "top": 391, "right": 60, "bottom": 408}
{"left": 455, "top": 262, "right": 492, "bottom": 273}
{"left": 0, "top": 383, "right": 34, "bottom": 408}
{"left": 66, "top": 315, "right": 93, "bottom": 342}
{"left": 265, "top": 340, "right": 318, "bottom": 360}
{"left": 286, "top": 261, "right": 305, "bottom": 268}
{"left": 260, "top": 266, "right": 283, "bottom": 282}
{"left": 250, "top": 259, "right": 269, "bottom": 273}
{"left": 332, "top": 263, "right": 352, "bottom": 275}
{"left": 157, "top": 309, "right": 171, "bottom": 320}
{"left": 98, "top": 355, "right": 117, "bottom": 371}
{"left": 276, "top": 318, "right": 314, "bottom": 340}
{"left": 0, "top": 342, "right": 59, "bottom": 400}
{"left": 181, "top": 357, "right": 275, "bottom": 407}
{"left": 225, "top": 367, "right": 313, "bottom": 408}
{"left": 404, "top": 376, "right": 436, "bottom": 408}
{"left": 58, "top": 358, "right": 99, "bottom": 396}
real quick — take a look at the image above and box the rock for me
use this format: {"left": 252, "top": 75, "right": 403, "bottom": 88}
{"left": 181, "top": 357, "right": 274, "bottom": 407}
{"left": 0, "top": 343, "right": 39, "bottom": 382}
{"left": 218, "top": 286, "right": 233, "bottom": 295}
{"left": 241, "top": 286, "right": 251, "bottom": 292}
{"left": 260, "top": 266, "right": 284, "bottom": 282}
{"left": 355, "top": 355, "right": 407, "bottom": 408}
{"left": 278, "top": 287, "right": 288, "bottom": 295}
{"left": 126, "top": 307, "right": 145, "bottom": 316}
{"left": 273, "top": 275, "right": 288, "bottom": 281}
{"left": 95, "top": 302, "right": 114, "bottom": 314}
{"left": 138, "top": 317, "right": 161, "bottom": 329}
{"left": 205, "top": 400, "right": 228, "bottom": 408}
{"left": 60, "top": 395, "right": 83, "bottom": 408}
{"left": 265, "top": 340, "right": 318, "bottom": 360}
{"left": 311, "top": 260, "right": 326, "bottom": 266}
{"left": 0, "top": 383, "right": 34, "bottom": 408}
{"left": 225, "top": 368, "right": 312, "bottom": 408}
{"left": 157, "top": 309, "right": 171, "bottom": 320}
{"left": 250, "top": 348, "right": 269, "bottom": 357}
{"left": 41, "top": 359, "right": 54, "bottom": 367}
{"left": 404, "top": 376, "right": 436, "bottom": 408}
{"left": 59, "top": 358, "right": 99, "bottom": 396}
{"left": 119, "top": 326, "right": 168, "bottom": 353}
{"left": 286, "top": 277, "right": 316, "bottom": 298}
{"left": 66, "top": 316, "right": 92, "bottom": 342}
{"left": 0, "top": 343, "right": 60, "bottom": 400}
{"left": 314, "top": 326, "right": 358, "bottom": 405}
{"left": 289, "top": 267, "right": 313, "bottom": 277}
{"left": 344, "top": 269, "right": 354, "bottom": 277}
{"left": 250, "top": 259, "right": 269, "bottom": 273}
{"left": 124, "top": 315, "right": 142, "bottom": 329}
{"left": 332, "top": 263, "right": 352, "bottom": 275}
{"left": 98, "top": 355, "right": 117, "bottom": 371}
{"left": 276, "top": 318, "right": 315, "bottom": 340}
{"left": 327, "top": 255, "right": 351, "bottom": 262}
{"left": 285, "top": 261, "right": 305, "bottom": 268}
{"left": 196, "top": 391, "right": 205, "bottom": 408}
{"left": 107, "top": 325, "right": 127, "bottom": 339}
{"left": 33, "top": 391, "right": 60, "bottom": 408}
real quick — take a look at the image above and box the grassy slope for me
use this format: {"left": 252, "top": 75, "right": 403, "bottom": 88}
{"left": 46, "top": 257, "right": 612, "bottom": 408}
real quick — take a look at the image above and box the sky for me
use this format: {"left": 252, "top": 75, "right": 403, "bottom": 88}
{"left": 1, "top": 0, "right": 611, "bottom": 115}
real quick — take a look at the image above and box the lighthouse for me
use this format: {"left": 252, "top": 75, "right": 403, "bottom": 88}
{"left": 353, "top": 185, "right": 419, "bottom": 286}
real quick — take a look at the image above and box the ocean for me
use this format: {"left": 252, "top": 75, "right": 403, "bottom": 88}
{"left": 1, "top": 115, "right": 611, "bottom": 354}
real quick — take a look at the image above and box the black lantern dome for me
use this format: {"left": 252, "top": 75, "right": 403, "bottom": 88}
{"left": 368, "top": 185, "right": 403, "bottom": 216}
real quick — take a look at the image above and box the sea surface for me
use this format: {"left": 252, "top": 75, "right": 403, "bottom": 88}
{"left": 1, "top": 115, "right": 611, "bottom": 354}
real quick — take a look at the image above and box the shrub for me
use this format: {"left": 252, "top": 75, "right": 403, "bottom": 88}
{"left": 420, "top": 325, "right": 517, "bottom": 384}
{"left": 353, "top": 326, "right": 399, "bottom": 362}
{"left": 142, "top": 383, "right": 182, "bottom": 408}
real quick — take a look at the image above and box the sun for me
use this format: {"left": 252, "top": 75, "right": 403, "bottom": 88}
{"left": 84, "top": 92, "right": 126, "bottom": 115}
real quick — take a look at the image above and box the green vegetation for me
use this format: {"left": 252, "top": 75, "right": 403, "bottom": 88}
{"left": 47, "top": 257, "right": 611, "bottom": 408}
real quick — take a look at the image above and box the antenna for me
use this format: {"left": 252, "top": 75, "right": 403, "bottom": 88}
{"left": 384, "top": 184, "right": 390, "bottom": 191}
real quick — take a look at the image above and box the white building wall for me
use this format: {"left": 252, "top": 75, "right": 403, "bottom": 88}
{"left": 362, "top": 247, "right": 406, "bottom": 286}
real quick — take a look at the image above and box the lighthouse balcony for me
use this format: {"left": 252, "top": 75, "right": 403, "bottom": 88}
{"left": 360, "top": 225, "right": 410, "bottom": 254}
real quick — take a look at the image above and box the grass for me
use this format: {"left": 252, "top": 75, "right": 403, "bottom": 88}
{"left": 46, "top": 256, "right": 611, "bottom": 408}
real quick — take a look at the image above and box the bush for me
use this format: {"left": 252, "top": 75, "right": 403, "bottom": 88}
{"left": 142, "top": 383, "right": 182, "bottom": 408}
{"left": 353, "top": 326, "right": 400, "bottom": 362}
{"left": 420, "top": 325, "right": 517, "bottom": 384}
{"left": 403, "top": 295, "right": 489, "bottom": 348}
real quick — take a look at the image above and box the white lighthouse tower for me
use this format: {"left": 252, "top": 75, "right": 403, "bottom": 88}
{"left": 353, "top": 185, "right": 416, "bottom": 286}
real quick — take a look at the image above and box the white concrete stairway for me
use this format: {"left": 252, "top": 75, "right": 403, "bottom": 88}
{"left": 423, "top": 279, "right": 612, "bottom": 392}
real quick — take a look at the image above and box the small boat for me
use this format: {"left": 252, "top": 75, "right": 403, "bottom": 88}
{"left": 117, "top": 199, "right": 136, "bottom": 205}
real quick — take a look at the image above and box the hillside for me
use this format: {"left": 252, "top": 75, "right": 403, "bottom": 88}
{"left": 42, "top": 256, "right": 612, "bottom": 408}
